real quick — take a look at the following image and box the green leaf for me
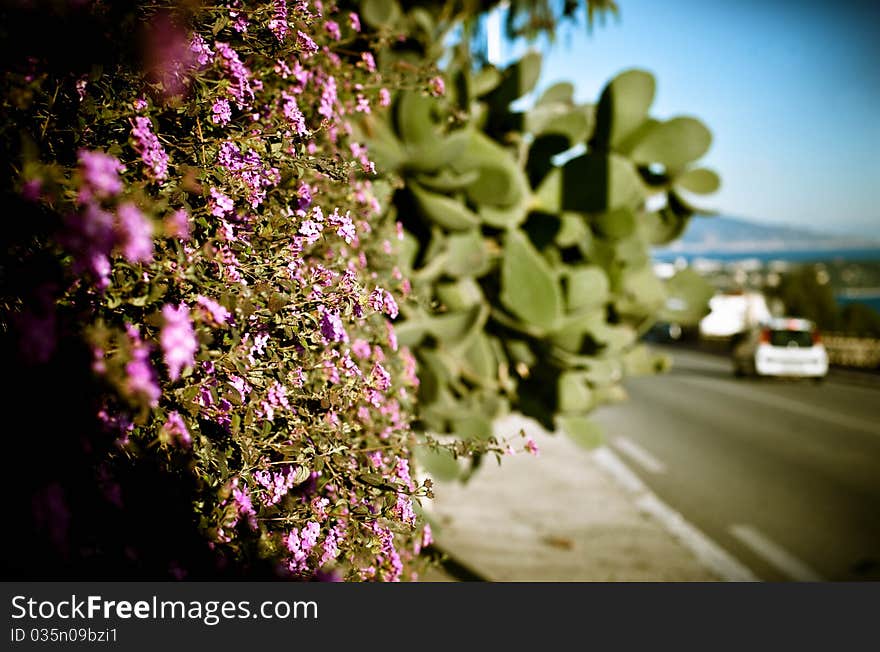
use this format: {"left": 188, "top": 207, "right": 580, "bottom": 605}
{"left": 594, "top": 207, "right": 637, "bottom": 240}
{"left": 415, "top": 444, "right": 461, "bottom": 482}
{"left": 465, "top": 164, "right": 517, "bottom": 206}
{"left": 409, "top": 182, "right": 480, "bottom": 231}
{"left": 472, "top": 66, "right": 503, "bottom": 97}
{"left": 396, "top": 90, "right": 436, "bottom": 145}
{"left": 593, "top": 69, "right": 656, "bottom": 149}
{"left": 361, "top": 0, "right": 401, "bottom": 28}
{"left": 489, "top": 51, "right": 543, "bottom": 108}
{"left": 536, "top": 82, "right": 575, "bottom": 106}
{"left": 555, "top": 212, "right": 589, "bottom": 248}
{"left": 630, "top": 117, "right": 712, "bottom": 170}
{"left": 561, "top": 153, "right": 645, "bottom": 213}
{"left": 566, "top": 266, "right": 609, "bottom": 312}
{"left": 500, "top": 230, "right": 563, "bottom": 331}
{"left": 460, "top": 332, "right": 497, "bottom": 384}
{"left": 435, "top": 278, "right": 484, "bottom": 311}
{"left": 557, "top": 372, "right": 593, "bottom": 414}
{"left": 675, "top": 167, "right": 720, "bottom": 194}
{"left": 450, "top": 413, "right": 494, "bottom": 441}
{"left": 557, "top": 415, "right": 603, "bottom": 449}
{"left": 444, "top": 230, "right": 490, "bottom": 278}
{"left": 416, "top": 168, "right": 481, "bottom": 192}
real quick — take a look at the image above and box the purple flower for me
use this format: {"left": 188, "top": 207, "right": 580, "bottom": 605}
{"left": 320, "top": 310, "right": 348, "bottom": 343}
{"left": 329, "top": 209, "right": 356, "bottom": 243}
{"left": 209, "top": 187, "right": 234, "bottom": 217}
{"left": 351, "top": 339, "right": 371, "bottom": 360}
{"left": 232, "top": 484, "right": 256, "bottom": 523}
{"left": 378, "top": 88, "right": 391, "bottom": 107}
{"left": 361, "top": 52, "right": 376, "bottom": 73}
{"left": 393, "top": 494, "right": 416, "bottom": 526}
{"left": 268, "top": 0, "right": 289, "bottom": 41}
{"left": 116, "top": 202, "right": 154, "bottom": 263}
{"left": 161, "top": 411, "right": 191, "bottom": 447}
{"left": 282, "top": 91, "right": 307, "bottom": 134}
{"left": 524, "top": 437, "right": 540, "bottom": 456}
{"left": 325, "top": 20, "right": 341, "bottom": 41}
{"left": 369, "top": 287, "right": 399, "bottom": 319}
{"left": 78, "top": 150, "right": 125, "bottom": 199}
{"left": 189, "top": 33, "right": 214, "bottom": 68}
{"left": 130, "top": 116, "right": 169, "bottom": 181}
{"left": 165, "top": 208, "right": 191, "bottom": 241}
{"left": 78, "top": 149, "right": 125, "bottom": 200}
{"left": 430, "top": 75, "right": 446, "bottom": 97}
{"left": 371, "top": 362, "right": 391, "bottom": 391}
{"left": 349, "top": 12, "right": 361, "bottom": 32}
{"left": 160, "top": 303, "right": 198, "bottom": 381}
{"left": 297, "top": 182, "right": 313, "bottom": 211}
{"left": 318, "top": 75, "right": 337, "bottom": 120}
{"left": 196, "top": 295, "right": 231, "bottom": 325}
{"left": 125, "top": 327, "right": 160, "bottom": 407}
{"left": 214, "top": 41, "right": 254, "bottom": 108}
{"left": 299, "top": 219, "right": 323, "bottom": 244}
{"left": 211, "top": 99, "right": 232, "bottom": 125}
{"left": 296, "top": 30, "right": 318, "bottom": 57}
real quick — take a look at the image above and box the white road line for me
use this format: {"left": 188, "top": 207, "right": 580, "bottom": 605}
{"left": 729, "top": 524, "right": 823, "bottom": 582}
{"left": 593, "top": 447, "right": 758, "bottom": 582}
{"left": 612, "top": 436, "right": 667, "bottom": 474}
{"left": 675, "top": 375, "right": 879, "bottom": 436}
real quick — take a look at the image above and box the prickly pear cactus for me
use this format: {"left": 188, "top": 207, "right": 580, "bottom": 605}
{"left": 356, "top": 2, "right": 717, "bottom": 477}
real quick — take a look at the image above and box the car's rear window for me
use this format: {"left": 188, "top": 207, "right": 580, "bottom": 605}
{"left": 769, "top": 329, "right": 813, "bottom": 347}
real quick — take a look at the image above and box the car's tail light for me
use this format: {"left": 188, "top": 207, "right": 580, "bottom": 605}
{"left": 759, "top": 328, "right": 770, "bottom": 344}
{"left": 812, "top": 330, "right": 822, "bottom": 345}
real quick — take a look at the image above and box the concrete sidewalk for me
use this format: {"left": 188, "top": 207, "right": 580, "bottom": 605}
{"left": 422, "top": 414, "right": 722, "bottom": 582}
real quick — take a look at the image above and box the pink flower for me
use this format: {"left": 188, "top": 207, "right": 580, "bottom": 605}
{"left": 320, "top": 309, "right": 348, "bottom": 343}
{"left": 78, "top": 150, "right": 125, "bottom": 199}
{"left": 361, "top": 52, "right": 376, "bottom": 73}
{"left": 371, "top": 363, "right": 391, "bottom": 391}
{"left": 160, "top": 303, "right": 198, "bottom": 381}
{"left": 325, "top": 20, "right": 341, "bottom": 41}
{"left": 351, "top": 339, "right": 371, "bottom": 360}
{"left": 393, "top": 494, "right": 416, "bottom": 526}
{"left": 124, "top": 326, "right": 160, "bottom": 407}
{"left": 209, "top": 187, "right": 234, "bottom": 217}
{"left": 116, "top": 202, "right": 154, "bottom": 263}
{"left": 369, "top": 287, "right": 399, "bottom": 319}
{"left": 196, "top": 295, "right": 231, "bottom": 325}
{"left": 130, "top": 116, "right": 169, "bottom": 181}
{"left": 165, "top": 208, "right": 191, "bottom": 241}
{"left": 297, "top": 30, "right": 318, "bottom": 57}
{"left": 378, "top": 88, "right": 391, "bottom": 107}
{"left": 429, "top": 75, "right": 446, "bottom": 97}
{"left": 349, "top": 12, "right": 361, "bottom": 32}
{"left": 268, "top": 0, "right": 289, "bottom": 41}
{"left": 161, "top": 411, "right": 191, "bottom": 447}
{"left": 211, "top": 99, "right": 232, "bottom": 125}
{"left": 189, "top": 34, "right": 214, "bottom": 67}
{"left": 524, "top": 437, "right": 540, "bottom": 456}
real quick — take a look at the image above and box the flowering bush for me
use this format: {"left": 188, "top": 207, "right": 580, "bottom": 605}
{"left": 1, "top": 1, "right": 433, "bottom": 580}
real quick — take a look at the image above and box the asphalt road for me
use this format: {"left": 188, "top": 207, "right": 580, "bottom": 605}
{"left": 591, "top": 346, "right": 880, "bottom": 581}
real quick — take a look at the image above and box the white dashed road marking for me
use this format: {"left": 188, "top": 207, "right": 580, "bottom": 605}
{"left": 612, "top": 436, "right": 667, "bottom": 474}
{"left": 593, "top": 447, "right": 758, "bottom": 582}
{"left": 729, "top": 524, "right": 823, "bottom": 581}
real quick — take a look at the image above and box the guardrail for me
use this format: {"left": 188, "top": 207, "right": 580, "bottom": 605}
{"left": 822, "top": 334, "right": 880, "bottom": 369}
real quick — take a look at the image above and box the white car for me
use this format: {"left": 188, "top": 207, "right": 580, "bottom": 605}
{"left": 732, "top": 317, "right": 828, "bottom": 379}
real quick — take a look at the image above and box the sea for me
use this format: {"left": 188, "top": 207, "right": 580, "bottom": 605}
{"left": 652, "top": 246, "right": 880, "bottom": 264}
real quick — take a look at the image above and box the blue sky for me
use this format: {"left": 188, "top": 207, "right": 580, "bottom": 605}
{"left": 496, "top": 0, "right": 880, "bottom": 237}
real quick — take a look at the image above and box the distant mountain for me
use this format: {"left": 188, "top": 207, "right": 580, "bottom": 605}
{"left": 663, "top": 215, "right": 880, "bottom": 253}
